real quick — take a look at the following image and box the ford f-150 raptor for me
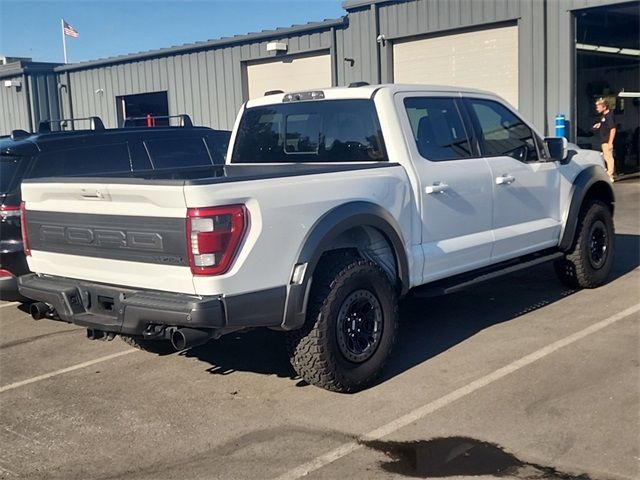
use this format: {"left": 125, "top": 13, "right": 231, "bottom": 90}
{"left": 18, "top": 85, "right": 614, "bottom": 393}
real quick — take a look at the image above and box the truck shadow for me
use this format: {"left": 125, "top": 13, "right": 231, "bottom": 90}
{"left": 183, "top": 233, "right": 639, "bottom": 388}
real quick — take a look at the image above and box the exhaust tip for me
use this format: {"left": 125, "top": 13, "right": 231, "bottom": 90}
{"left": 30, "top": 302, "right": 51, "bottom": 320}
{"left": 170, "top": 329, "right": 188, "bottom": 350}
{"left": 170, "top": 328, "right": 211, "bottom": 351}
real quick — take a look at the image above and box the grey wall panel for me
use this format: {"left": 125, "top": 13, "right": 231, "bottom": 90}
{"left": 0, "top": 75, "right": 29, "bottom": 134}
{"left": 339, "top": 7, "right": 378, "bottom": 85}
{"left": 0, "top": 72, "right": 61, "bottom": 134}
{"left": 29, "top": 73, "right": 60, "bottom": 128}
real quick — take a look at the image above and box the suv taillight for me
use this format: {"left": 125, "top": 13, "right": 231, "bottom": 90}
{"left": 20, "top": 201, "right": 30, "bottom": 256}
{"left": 0, "top": 204, "right": 21, "bottom": 220}
{"left": 186, "top": 205, "right": 247, "bottom": 275}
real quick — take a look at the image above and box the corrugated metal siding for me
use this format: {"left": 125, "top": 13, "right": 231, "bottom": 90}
{"left": 61, "top": 29, "right": 333, "bottom": 130}
{"left": 336, "top": 7, "right": 378, "bottom": 85}
{"left": 0, "top": 75, "right": 29, "bottom": 135}
{"left": 29, "top": 73, "right": 61, "bottom": 129}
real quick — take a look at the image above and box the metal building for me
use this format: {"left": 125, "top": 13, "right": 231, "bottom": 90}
{"left": 1, "top": 0, "right": 638, "bottom": 161}
{"left": 0, "top": 60, "right": 61, "bottom": 134}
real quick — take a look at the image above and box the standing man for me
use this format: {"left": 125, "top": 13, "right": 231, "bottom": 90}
{"left": 592, "top": 98, "right": 616, "bottom": 182}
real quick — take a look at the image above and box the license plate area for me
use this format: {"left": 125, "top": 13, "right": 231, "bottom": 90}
{"left": 81, "top": 285, "right": 131, "bottom": 319}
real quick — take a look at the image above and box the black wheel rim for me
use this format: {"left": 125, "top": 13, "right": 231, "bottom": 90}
{"left": 336, "top": 289, "right": 383, "bottom": 363}
{"left": 588, "top": 220, "right": 608, "bottom": 269}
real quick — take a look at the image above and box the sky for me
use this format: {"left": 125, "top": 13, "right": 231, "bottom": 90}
{"left": 0, "top": 0, "right": 346, "bottom": 64}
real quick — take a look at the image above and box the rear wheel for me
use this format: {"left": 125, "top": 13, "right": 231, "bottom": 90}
{"left": 287, "top": 253, "right": 398, "bottom": 393}
{"left": 554, "top": 200, "right": 614, "bottom": 288}
{"left": 120, "top": 335, "right": 175, "bottom": 354}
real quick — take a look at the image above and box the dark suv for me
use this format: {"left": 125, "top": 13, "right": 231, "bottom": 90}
{"left": 0, "top": 116, "right": 230, "bottom": 300}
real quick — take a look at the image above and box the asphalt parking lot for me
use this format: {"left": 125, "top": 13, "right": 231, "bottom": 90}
{"left": 1, "top": 179, "right": 638, "bottom": 480}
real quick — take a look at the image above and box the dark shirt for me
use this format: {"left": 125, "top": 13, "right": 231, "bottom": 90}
{"left": 597, "top": 111, "right": 615, "bottom": 143}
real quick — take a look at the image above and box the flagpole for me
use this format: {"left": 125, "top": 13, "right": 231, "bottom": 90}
{"left": 61, "top": 19, "right": 68, "bottom": 63}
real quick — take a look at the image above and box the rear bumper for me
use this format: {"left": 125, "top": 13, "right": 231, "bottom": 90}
{"left": 18, "top": 274, "right": 286, "bottom": 336}
{"left": 19, "top": 274, "right": 225, "bottom": 335}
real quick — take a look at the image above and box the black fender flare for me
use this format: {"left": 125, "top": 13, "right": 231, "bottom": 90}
{"left": 281, "top": 201, "right": 410, "bottom": 330}
{"left": 558, "top": 165, "right": 615, "bottom": 251}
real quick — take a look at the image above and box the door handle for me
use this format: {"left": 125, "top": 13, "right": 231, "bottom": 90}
{"left": 495, "top": 174, "right": 516, "bottom": 185}
{"left": 425, "top": 182, "right": 449, "bottom": 194}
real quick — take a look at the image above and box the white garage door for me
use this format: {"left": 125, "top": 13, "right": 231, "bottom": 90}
{"left": 246, "top": 53, "right": 332, "bottom": 100}
{"left": 393, "top": 25, "right": 519, "bottom": 108}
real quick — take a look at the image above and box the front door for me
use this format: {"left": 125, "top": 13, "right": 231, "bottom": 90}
{"left": 396, "top": 94, "right": 494, "bottom": 283}
{"left": 464, "top": 97, "right": 561, "bottom": 261}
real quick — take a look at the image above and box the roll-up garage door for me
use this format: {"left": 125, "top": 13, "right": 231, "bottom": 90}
{"left": 393, "top": 25, "right": 519, "bottom": 108}
{"left": 246, "top": 53, "right": 332, "bottom": 100}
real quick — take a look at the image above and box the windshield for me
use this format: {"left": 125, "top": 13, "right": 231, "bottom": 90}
{"left": 231, "top": 99, "right": 387, "bottom": 163}
{"left": 0, "top": 155, "right": 23, "bottom": 194}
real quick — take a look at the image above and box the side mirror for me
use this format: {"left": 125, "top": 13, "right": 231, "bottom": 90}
{"left": 545, "top": 136, "right": 568, "bottom": 162}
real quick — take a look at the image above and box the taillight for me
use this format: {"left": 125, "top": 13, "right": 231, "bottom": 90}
{"left": 186, "top": 205, "right": 247, "bottom": 275}
{"left": 20, "top": 201, "right": 30, "bottom": 256}
{"left": 0, "top": 204, "right": 21, "bottom": 221}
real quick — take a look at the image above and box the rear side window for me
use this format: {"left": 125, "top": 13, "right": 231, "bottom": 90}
{"left": 145, "top": 137, "right": 213, "bottom": 169}
{"left": 231, "top": 99, "right": 387, "bottom": 163}
{"left": 404, "top": 97, "right": 473, "bottom": 161}
{"left": 468, "top": 99, "right": 540, "bottom": 162}
{"left": 204, "top": 132, "right": 230, "bottom": 164}
{"left": 27, "top": 143, "right": 132, "bottom": 178}
{"left": 0, "top": 155, "right": 24, "bottom": 193}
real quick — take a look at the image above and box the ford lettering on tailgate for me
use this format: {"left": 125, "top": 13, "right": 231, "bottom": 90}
{"left": 27, "top": 211, "right": 188, "bottom": 266}
{"left": 40, "top": 225, "right": 164, "bottom": 251}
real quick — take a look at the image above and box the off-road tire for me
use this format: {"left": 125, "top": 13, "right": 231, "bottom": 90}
{"left": 120, "top": 335, "right": 175, "bottom": 354}
{"left": 554, "top": 200, "right": 614, "bottom": 288}
{"left": 287, "top": 253, "right": 399, "bottom": 393}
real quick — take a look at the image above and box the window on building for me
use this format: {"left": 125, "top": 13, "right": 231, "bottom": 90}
{"left": 404, "top": 97, "right": 473, "bottom": 161}
{"left": 468, "top": 99, "right": 540, "bottom": 162}
{"left": 117, "top": 91, "right": 169, "bottom": 127}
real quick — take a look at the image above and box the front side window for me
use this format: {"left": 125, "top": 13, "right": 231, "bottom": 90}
{"left": 231, "top": 99, "right": 387, "bottom": 163}
{"left": 469, "top": 99, "right": 540, "bottom": 162}
{"left": 403, "top": 97, "right": 473, "bottom": 161}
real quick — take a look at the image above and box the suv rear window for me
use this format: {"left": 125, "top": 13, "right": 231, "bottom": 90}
{"left": 144, "top": 137, "right": 214, "bottom": 169}
{"left": 231, "top": 99, "right": 387, "bottom": 163}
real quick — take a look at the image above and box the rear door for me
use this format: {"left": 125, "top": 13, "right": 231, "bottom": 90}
{"left": 463, "top": 97, "right": 561, "bottom": 261}
{"left": 395, "top": 93, "right": 494, "bottom": 282}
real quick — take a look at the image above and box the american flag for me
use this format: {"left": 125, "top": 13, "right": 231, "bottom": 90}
{"left": 63, "top": 20, "right": 79, "bottom": 38}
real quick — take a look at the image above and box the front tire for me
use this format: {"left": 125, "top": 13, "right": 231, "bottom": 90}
{"left": 554, "top": 200, "right": 614, "bottom": 288}
{"left": 287, "top": 254, "right": 399, "bottom": 393}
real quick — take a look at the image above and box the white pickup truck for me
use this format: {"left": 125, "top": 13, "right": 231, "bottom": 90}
{"left": 19, "top": 84, "right": 615, "bottom": 392}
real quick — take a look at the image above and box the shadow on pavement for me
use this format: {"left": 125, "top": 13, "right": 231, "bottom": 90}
{"left": 181, "top": 233, "right": 639, "bottom": 388}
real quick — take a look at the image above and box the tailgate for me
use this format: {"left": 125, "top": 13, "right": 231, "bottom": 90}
{"left": 22, "top": 180, "right": 196, "bottom": 294}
